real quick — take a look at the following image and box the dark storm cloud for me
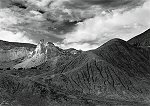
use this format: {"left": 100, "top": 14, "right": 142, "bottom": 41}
{"left": 63, "top": 0, "right": 146, "bottom": 10}
{"left": 0, "top": 0, "right": 149, "bottom": 50}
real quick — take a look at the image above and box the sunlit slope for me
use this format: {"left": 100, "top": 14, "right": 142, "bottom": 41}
{"left": 14, "top": 53, "right": 46, "bottom": 69}
{"left": 13, "top": 41, "right": 81, "bottom": 69}
{"left": 0, "top": 40, "right": 36, "bottom": 68}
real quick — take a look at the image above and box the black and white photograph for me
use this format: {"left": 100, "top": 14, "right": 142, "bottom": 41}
{"left": 0, "top": 0, "right": 150, "bottom": 106}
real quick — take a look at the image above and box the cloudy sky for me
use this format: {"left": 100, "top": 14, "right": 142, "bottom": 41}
{"left": 0, "top": 0, "right": 150, "bottom": 50}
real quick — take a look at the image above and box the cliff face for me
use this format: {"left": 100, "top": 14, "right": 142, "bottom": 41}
{"left": 0, "top": 47, "right": 32, "bottom": 62}
{"left": 14, "top": 40, "right": 61, "bottom": 69}
{"left": 0, "top": 40, "right": 36, "bottom": 68}
{"left": 45, "top": 42, "right": 61, "bottom": 60}
{"left": 13, "top": 40, "right": 80, "bottom": 69}
{"left": 14, "top": 40, "right": 46, "bottom": 69}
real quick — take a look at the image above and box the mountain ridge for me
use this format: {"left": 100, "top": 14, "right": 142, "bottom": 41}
{"left": 128, "top": 29, "right": 150, "bottom": 46}
{"left": 47, "top": 38, "right": 150, "bottom": 96}
{"left": 0, "top": 29, "right": 150, "bottom": 106}
{"left": 0, "top": 40, "right": 36, "bottom": 50}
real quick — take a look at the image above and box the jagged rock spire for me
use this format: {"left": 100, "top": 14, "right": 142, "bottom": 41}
{"left": 35, "top": 39, "right": 46, "bottom": 54}
{"left": 45, "top": 41, "right": 60, "bottom": 60}
{"left": 14, "top": 39, "right": 62, "bottom": 69}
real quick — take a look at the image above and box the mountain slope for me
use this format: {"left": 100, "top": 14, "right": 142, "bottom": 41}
{"left": 127, "top": 29, "right": 150, "bottom": 61}
{"left": 13, "top": 40, "right": 81, "bottom": 70}
{"left": 0, "top": 40, "right": 36, "bottom": 69}
{"left": 1, "top": 72, "right": 148, "bottom": 106}
{"left": 93, "top": 38, "right": 150, "bottom": 77}
{"left": 1, "top": 34, "right": 150, "bottom": 106}
{"left": 0, "top": 40, "right": 36, "bottom": 50}
{"left": 128, "top": 29, "right": 150, "bottom": 47}
{"left": 40, "top": 38, "right": 150, "bottom": 103}
{"left": 13, "top": 41, "right": 48, "bottom": 69}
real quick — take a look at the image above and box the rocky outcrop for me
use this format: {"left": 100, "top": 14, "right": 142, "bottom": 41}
{"left": 0, "top": 40, "right": 36, "bottom": 68}
{"left": 14, "top": 39, "right": 62, "bottom": 69}
{"left": 14, "top": 40, "right": 46, "bottom": 69}
{"left": 45, "top": 42, "right": 61, "bottom": 60}
{"left": 13, "top": 39, "right": 81, "bottom": 69}
{"left": 34, "top": 39, "right": 46, "bottom": 54}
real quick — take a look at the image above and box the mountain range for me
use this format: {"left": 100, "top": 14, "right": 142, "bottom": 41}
{"left": 0, "top": 29, "right": 150, "bottom": 106}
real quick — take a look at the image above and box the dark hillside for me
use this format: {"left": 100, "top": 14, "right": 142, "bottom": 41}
{"left": 36, "top": 39, "right": 150, "bottom": 104}
{"left": 128, "top": 29, "right": 150, "bottom": 47}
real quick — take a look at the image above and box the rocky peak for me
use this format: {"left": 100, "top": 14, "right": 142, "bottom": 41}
{"left": 34, "top": 39, "right": 46, "bottom": 54}
{"left": 45, "top": 42, "right": 61, "bottom": 60}
{"left": 45, "top": 42, "right": 55, "bottom": 47}
{"left": 32, "top": 39, "right": 61, "bottom": 59}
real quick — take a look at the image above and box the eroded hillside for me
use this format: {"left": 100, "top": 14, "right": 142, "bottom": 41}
{"left": 1, "top": 29, "right": 150, "bottom": 106}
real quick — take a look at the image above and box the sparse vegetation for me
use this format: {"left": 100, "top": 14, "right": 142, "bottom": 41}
{"left": 18, "top": 68, "right": 24, "bottom": 70}
{"left": 6, "top": 68, "right": 11, "bottom": 70}
{"left": 0, "top": 30, "right": 150, "bottom": 105}
{"left": 31, "top": 67, "right": 37, "bottom": 70}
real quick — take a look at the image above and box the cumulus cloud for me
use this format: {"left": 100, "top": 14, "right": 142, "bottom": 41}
{"left": 65, "top": 0, "right": 145, "bottom": 10}
{"left": 0, "top": 29, "right": 35, "bottom": 44}
{"left": 0, "top": 0, "right": 150, "bottom": 51}
{"left": 57, "top": 42, "right": 99, "bottom": 51}
{"left": 25, "top": 0, "right": 145, "bottom": 9}
{"left": 0, "top": 2, "right": 62, "bottom": 44}
{"left": 59, "top": 0, "right": 150, "bottom": 50}
{"left": 0, "top": 9, "right": 18, "bottom": 26}
{"left": 0, "top": 8, "right": 35, "bottom": 44}
{"left": 74, "top": 0, "right": 144, "bottom": 7}
{"left": 40, "top": 0, "right": 146, "bottom": 22}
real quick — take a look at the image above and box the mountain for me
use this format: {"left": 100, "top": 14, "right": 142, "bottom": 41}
{"left": 128, "top": 29, "right": 150, "bottom": 47}
{"left": 1, "top": 30, "right": 150, "bottom": 106}
{"left": 0, "top": 40, "right": 36, "bottom": 50}
{"left": 13, "top": 40, "right": 47, "bottom": 69}
{"left": 44, "top": 39, "right": 150, "bottom": 101}
{"left": 0, "top": 40, "right": 36, "bottom": 69}
{"left": 13, "top": 40, "right": 81, "bottom": 69}
{"left": 127, "top": 28, "right": 150, "bottom": 61}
